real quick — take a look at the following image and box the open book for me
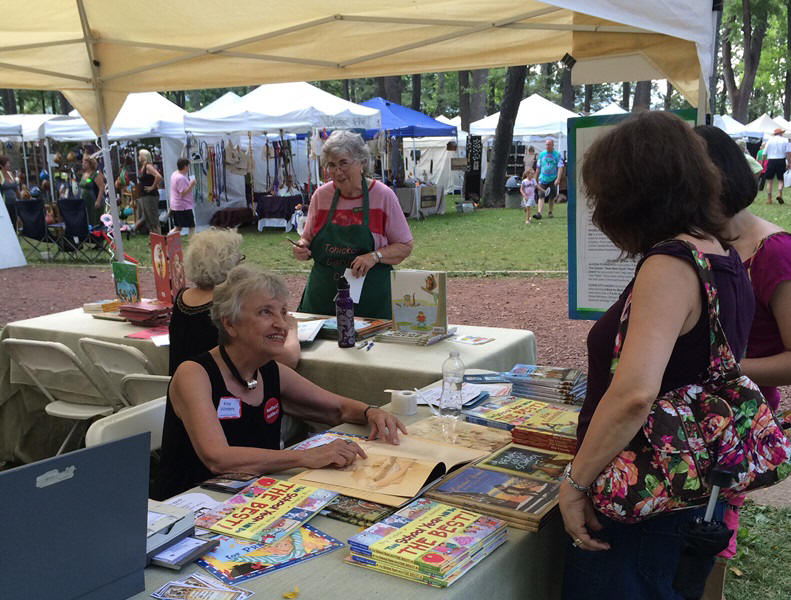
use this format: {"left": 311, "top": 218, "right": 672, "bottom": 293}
{"left": 289, "top": 431, "right": 487, "bottom": 507}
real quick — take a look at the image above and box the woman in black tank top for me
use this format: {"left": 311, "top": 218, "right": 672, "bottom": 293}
{"left": 152, "top": 265, "right": 407, "bottom": 501}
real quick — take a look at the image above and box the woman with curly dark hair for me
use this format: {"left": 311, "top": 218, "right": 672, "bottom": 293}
{"left": 559, "top": 111, "right": 755, "bottom": 599}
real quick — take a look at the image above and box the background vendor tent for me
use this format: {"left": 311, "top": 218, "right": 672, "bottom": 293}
{"left": 713, "top": 114, "right": 748, "bottom": 138}
{"left": 360, "top": 97, "right": 456, "bottom": 139}
{"left": 191, "top": 91, "right": 242, "bottom": 118}
{"left": 744, "top": 113, "right": 784, "bottom": 137}
{"left": 591, "top": 102, "right": 627, "bottom": 116}
{"left": 469, "top": 93, "right": 580, "bottom": 153}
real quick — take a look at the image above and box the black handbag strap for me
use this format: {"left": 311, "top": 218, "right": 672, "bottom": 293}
{"left": 611, "top": 239, "right": 741, "bottom": 384}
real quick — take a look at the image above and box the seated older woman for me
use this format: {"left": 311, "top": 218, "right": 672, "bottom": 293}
{"left": 152, "top": 265, "right": 406, "bottom": 500}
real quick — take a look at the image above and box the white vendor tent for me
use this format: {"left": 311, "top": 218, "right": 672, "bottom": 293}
{"left": 0, "top": 114, "right": 59, "bottom": 140}
{"left": 470, "top": 93, "right": 580, "bottom": 152}
{"left": 0, "top": 0, "right": 719, "bottom": 260}
{"left": 744, "top": 113, "right": 784, "bottom": 137}
{"left": 402, "top": 115, "right": 467, "bottom": 195}
{"left": 773, "top": 115, "right": 791, "bottom": 131}
{"left": 184, "top": 82, "right": 380, "bottom": 135}
{"left": 591, "top": 102, "right": 627, "bottom": 116}
{"left": 192, "top": 92, "right": 242, "bottom": 117}
{"left": 713, "top": 114, "right": 748, "bottom": 138}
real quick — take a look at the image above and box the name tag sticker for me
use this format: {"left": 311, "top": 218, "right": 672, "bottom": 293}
{"left": 217, "top": 396, "right": 242, "bottom": 420}
{"left": 352, "top": 206, "right": 364, "bottom": 213}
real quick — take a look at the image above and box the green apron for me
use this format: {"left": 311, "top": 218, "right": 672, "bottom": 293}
{"left": 297, "top": 179, "right": 392, "bottom": 319}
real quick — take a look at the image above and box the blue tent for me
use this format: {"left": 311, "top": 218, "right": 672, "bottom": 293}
{"left": 361, "top": 97, "right": 457, "bottom": 138}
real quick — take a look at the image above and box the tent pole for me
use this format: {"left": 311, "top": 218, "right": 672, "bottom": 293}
{"left": 44, "top": 137, "right": 55, "bottom": 203}
{"left": 100, "top": 128, "right": 125, "bottom": 261}
{"left": 696, "top": 75, "right": 708, "bottom": 126}
{"left": 21, "top": 140, "right": 29, "bottom": 186}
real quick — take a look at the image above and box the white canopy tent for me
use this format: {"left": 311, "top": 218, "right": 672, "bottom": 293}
{"left": 183, "top": 82, "right": 380, "bottom": 135}
{"left": 0, "top": 114, "right": 59, "bottom": 140}
{"left": 713, "top": 114, "right": 748, "bottom": 138}
{"left": 0, "top": 0, "right": 718, "bottom": 260}
{"left": 744, "top": 113, "right": 784, "bottom": 137}
{"left": 591, "top": 102, "right": 627, "bottom": 116}
{"left": 191, "top": 92, "right": 242, "bottom": 117}
{"left": 401, "top": 115, "right": 467, "bottom": 195}
{"left": 469, "top": 93, "right": 580, "bottom": 153}
{"left": 774, "top": 115, "right": 791, "bottom": 131}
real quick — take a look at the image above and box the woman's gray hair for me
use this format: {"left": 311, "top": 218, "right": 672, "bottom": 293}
{"left": 138, "top": 148, "right": 153, "bottom": 165}
{"left": 211, "top": 265, "right": 289, "bottom": 345}
{"left": 321, "top": 130, "right": 371, "bottom": 175}
{"left": 184, "top": 227, "right": 243, "bottom": 289}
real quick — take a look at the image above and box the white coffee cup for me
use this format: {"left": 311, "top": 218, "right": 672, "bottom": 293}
{"left": 390, "top": 390, "right": 417, "bottom": 416}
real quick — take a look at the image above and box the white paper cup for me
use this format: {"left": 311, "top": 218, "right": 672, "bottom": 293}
{"left": 391, "top": 390, "right": 417, "bottom": 416}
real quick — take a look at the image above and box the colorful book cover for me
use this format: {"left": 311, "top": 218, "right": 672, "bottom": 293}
{"left": 516, "top": 404, "right": 580, "bottom": 439}
{"left": 112, "top": 261, "right": 140, "bottom": 303}
{"left": 196, "top": 524, "right": 343, "bottom": 585}
{"left": 425, "top": 465, "right": 560, "bottom": 521}
{"left": 167, "top": 232, "right": 186, "bottom": 300}
{"left": 504, "top": 364, "right": 584, "bottom": 389}
{"left": 462, "top": 397, "right": 550, "bottom": 430}
{"left": 481, "top": 443, "right": 573, "bottom": 483}
{"left": 348, "top": 498, "right": 505, "bottom": 576}
{"left": 197, "top": 477, "right": 337, "bottom": 543}
{"left": 321, "top": 495, "right": 393, "bottom": 525}
{"left": 150, "top": 233, "right": 171, "bottom": 305}
{"left": 390, "top": 270, "right": 447, "bottom": 334}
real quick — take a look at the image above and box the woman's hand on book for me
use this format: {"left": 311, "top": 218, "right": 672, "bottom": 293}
{"left": 299, "top": 439, "right": 367, "bottom": 469}
{"left": 366, "top": 407, "right": 407, "bottom": 445}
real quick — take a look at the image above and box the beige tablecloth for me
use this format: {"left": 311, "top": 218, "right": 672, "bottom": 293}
{"left": 130, "top": 405, "right": 564, "bottom": 600}
{"left": 0, "top": 309, "right": 536, "bottom": 462}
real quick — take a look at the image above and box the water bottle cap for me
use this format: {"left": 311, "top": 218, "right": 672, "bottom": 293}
{"left": 449, "top": 351, "right": 460, "bottom": 358}
{"left": 336, "top": 276, "right": 350, "bottom": 290}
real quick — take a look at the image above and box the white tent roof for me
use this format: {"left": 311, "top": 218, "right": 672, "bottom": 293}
{"left": 713, "top": 114, "right": 747, "bottom": 137}
{"left": 40, "top": 92, "right": 186, "bottom": 141}
{"left": 744, "top": 113, "right": 784, "bottom": 136}
{"left": 184, "top": 82, "right": 379, "bottom": 134}
{"left": 0, "top": 1, "right": 716, "bottom": 136}
{"left": 191, "top": 92, "right": 242, "bottom": 117}
{"left": 591, "top": 102, "right": 627, "bottom": 116}
{"left": 436, "top": 115, "right": 465, "bottom": 132}
{"left": 773, "top": 115, "right": 791, "bottom": 130}
{"left": 469, "top": 93, "right": 579, "bottom": 137}
{"left": 0, "top": 114, "right": 61, "bottom": 140}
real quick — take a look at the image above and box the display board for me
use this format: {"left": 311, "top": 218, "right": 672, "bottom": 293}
{"left": 567, "top": 109, "right": 697, "bottom": 320}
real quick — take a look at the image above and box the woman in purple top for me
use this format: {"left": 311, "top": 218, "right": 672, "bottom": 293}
{"left": 694, "top": 125, "right": 791, "bottom": 564}
{"left": 559, "top": 112, "right": 754, "bottom": 600}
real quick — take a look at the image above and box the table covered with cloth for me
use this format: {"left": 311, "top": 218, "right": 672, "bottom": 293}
{"left": 131, "top": 403, "right": 564, "bottom": 600}
{"left": 0, "top": 308, "right": 536, "bottom": 462}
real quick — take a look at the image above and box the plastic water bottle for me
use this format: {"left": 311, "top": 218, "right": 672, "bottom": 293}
{"left": 335, "top": 276, "right": 356, "bottom": 348}
{"left": 440, "top": 351, "right": 465, "bottom": 423}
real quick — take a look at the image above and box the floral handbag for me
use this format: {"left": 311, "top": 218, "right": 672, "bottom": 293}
{"left": 590, "top": 241, "right": 791, "bottom": 523}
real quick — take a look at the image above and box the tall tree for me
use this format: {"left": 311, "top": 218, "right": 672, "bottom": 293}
{"left": 722, "top": 0, "right": 776, "bottom": 122}
{"left": 470, "top": 69, "right": 489, "bottom": 121}
{"left": 1, "top": 89, "right": 17, "bottom": 114}
{"left": 664, "top": 81, "right": 674, "bottom": 111}
{"left": 541, "top": 63, "right": 553, "bottom": 94}
{"left": 342, "top": 79, "right": 351, "bottom": 101}
{"left": 383, "top": 76, "right": 402, "bottom": 103}
{"left": 459, "top": 70, "right": 471, "bottom": 131}
{"left": 584, "top": 84, "right": 593, "bottom": 114}
{"left": 57, "top": 92, "right": 72, "bottom": 114}
{"left": 436, "top": 72, "right": 446, "bottom": 115}
{"left": 632, "top": 81, "right": 652, "bottom": 111}
{"left": 482, "top": 65, "right": 527, "bottom": 208}
{"left": 411, "top": 74, "right": 421, "bottom": 111}
{"left": 559, "top": 66, "right": 574, "bottom": 110}
{"left": 621, "top": 82, "right": 631, "bottom": 111}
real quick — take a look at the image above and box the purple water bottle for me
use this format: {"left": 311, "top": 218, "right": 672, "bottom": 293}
{"left": 335, "top": 276, "right": 356, "bottom": 348}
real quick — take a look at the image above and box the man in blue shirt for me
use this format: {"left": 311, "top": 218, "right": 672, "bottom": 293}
{"left": 535, "top": 138, "right": 564, "bottom": 220}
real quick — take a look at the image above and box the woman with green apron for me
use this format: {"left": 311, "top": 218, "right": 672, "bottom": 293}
{"left": 293, "top": 131, "right": 413, "bottom": 320}
{"left": 80, "top": 155, "right": 105, "bottom": 227}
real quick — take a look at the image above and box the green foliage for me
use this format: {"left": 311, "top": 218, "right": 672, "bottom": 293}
{"left": 726, "top": 500, "right": 791, "bottom": 599}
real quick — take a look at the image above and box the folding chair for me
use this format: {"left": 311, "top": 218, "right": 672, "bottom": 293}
{"left": 85, "top": 397, "right": 166, "bottom": 451}
{"left": 54, "top": 197, "right": 112, "bottom": 263}
{"left": 78, "top": 338, "right": 156, "bottom": 407}
{"left": 15, "top": 198, "right": 58, "bottom": 261}
{"left": 1, "top": 338, "right": 122, "bottom": 455}
{"left": 120, "top": 374, "right": 171, "bottom": 407}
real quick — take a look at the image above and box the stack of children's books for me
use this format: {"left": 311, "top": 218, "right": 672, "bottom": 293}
{"left": 346, "top": 497, "right": 507, "bottom": 587}
{"left": 320, "top": 495, "right": 394, "bottom": 527}
{"left": 462, "top": 396, "right": 555, "bottom": 431}
{"left": 425, "top": 443, "right": 573, "bottom": 532}
{"left": 503, "top": 364, "right": 587, "bottom": 405}
{"left": 119, "top": 299, "right": 172, "bottom": 326}
{"left": 510, "top": 403, "right": 580, "bottom": 454}
{"left": 82, "top": 298, "right": 121, "bottom": 314}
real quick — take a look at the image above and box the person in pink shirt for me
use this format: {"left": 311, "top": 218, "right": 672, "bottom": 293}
{"left": 169, "top": 158, "right": 197, "bottom": 235}
{"left": 291, "top": 130, "right": 413, "bottom": 318}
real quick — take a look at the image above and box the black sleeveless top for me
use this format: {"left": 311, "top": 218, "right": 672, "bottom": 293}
{"left": 151, "top": 352, "right": 282, "bottom": 500}
{"left": 139, "top": 166, "right": 156, "bottom": 196}
{"left": 167, "top": 289, "right": 218, "bottom": 375}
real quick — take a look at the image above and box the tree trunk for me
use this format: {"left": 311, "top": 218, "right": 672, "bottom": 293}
{"left": 1, "top": 89, "right": 17, "bottom": 114}
{"left": 584, "top": 84, "right": 593, "bottom": 114}
{"left": 470, "top": 69, "right": 489, "bottom": 122}
{"left": 436, "top": 72, "right": 445, "bottom": 115}
{"left": 621, "top": 82, "right": 631, "bottom": 111}
{"left": 560, "top": 67, "right": 574, "bottom": 110}
{"left": 39, "top": 91, "right": 46, "bottom": 113}
{"left": 57, "top": 92, "right": 73, "bottom": 114}
{"left": 721, "top": 3, "right": 769, "bottom": 123}
{"left": 482, "top": 65, "right": 527, "bottom": 208}
{"left": 411, "top": 74, "right": 421, "bottom": 111}
{"left": 786, "top": 0, "right": 791, "bottom": 120}
{"left": 376, "top": 77, "right": 387, "bottom": 99}
{"left": 383, "top": 76, "right": 402, "bottom": 104}
{"left": 541, "top": 63, "right": 553, "bottom": 94}
{"left": 664, "top": 81, "right": 674, "bottom": 111}
{"left": 632, "top": 81, "right": 651, "bottom": 112}
{"left": 459, "top": 70, "right": 471, "bottom": 132}
{"left": 342, "top": 79, "right": 351, "bottom": 101}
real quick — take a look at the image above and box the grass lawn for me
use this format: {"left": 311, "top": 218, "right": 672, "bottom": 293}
{"left": 44, "top": 196, "right": 791, "bottom": 273}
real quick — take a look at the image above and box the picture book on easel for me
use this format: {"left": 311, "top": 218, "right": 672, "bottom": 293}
{"left": 112, "top": 261, "right": 140, "bottom": 304}
{"left": 390, "top": 270, "right": 447, "bottom": 334}
{"left": 150, "top": 232, "right": 186, "bottom": 305}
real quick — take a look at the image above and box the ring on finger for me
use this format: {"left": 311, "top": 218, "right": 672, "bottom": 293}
{"left": 572, "top": 538, "right": 583, "bottom": 548}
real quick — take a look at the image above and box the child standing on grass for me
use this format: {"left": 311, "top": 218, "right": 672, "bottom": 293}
{"left": 520, "top": 168, "right": 538, "bottom": 224}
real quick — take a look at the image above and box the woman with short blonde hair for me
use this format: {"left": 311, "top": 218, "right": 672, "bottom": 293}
{"left": 137, "top": 148, "right": 162, "bottom": 234}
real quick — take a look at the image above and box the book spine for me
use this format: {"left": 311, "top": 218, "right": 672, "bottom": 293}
{"left": 462, "top": 414, "right": 515, "bottom": 431}
{"left": 348, "top": 555, "right": 448, "bottom": 588}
